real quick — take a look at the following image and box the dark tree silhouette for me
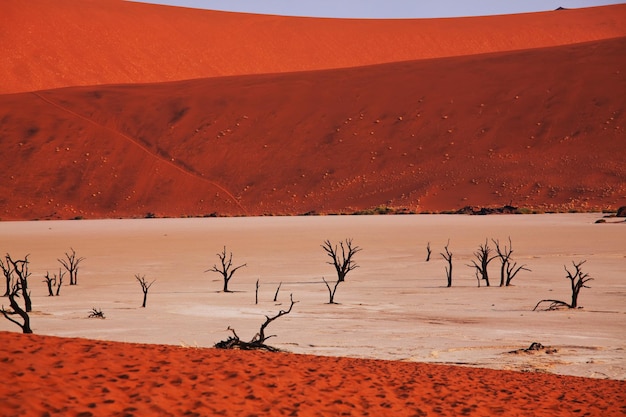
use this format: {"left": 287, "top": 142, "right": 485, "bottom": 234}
{"left": 322, "top": 277, "right": 342, "bottom": 304}
{"left": 468, "top": 240, "right": 496, "bottom": 287}
{"left": 88, "top": 308, "right": 105, "bottom": 319}
{"left": 1, "top": 254, "right": 32, "bottom": 312}
{"left": 43, "top": 272, "right": 55, "bottom": 297}
{"left": 2, "top": 259, "right": 9, "bottom": 297}
{"left": 255, "top": 279, "right": 260, "bottom": 305}
{"left": 215, "top": 294, "right": 297, "bottom": 351}
{"left": 206, "top": 246, "right": 247, "bottom": 293}
{"left": 534, "top": 260, "right": 594, "bottom": 310}
{"left": 440, "top": 240, "right": 453, "bottom": 287}
{"left": 135, "top": 274, "right": 155, "bottom": 308}
{"left": 321, "top": 239, "right": 361, "bottom": 283}
{"left": 43, "top": 269, "right": 65, "bottom": 297}
{"left": 273, "top": 282, "right": 282, "bottom": 302}
{"left": 493, "top": 237, "right": 530, "bottom": 286}
{"left": 55, "top": 269, "right": 64, "bottom": 296}
{"left": 425, "top": 242, "right": 432, "bottom": 262}
{"left": 58, "top": 248, "right": 85, "bottom": 285}
{"left": 1, "top": 278, "right": 32, "bottom": 334}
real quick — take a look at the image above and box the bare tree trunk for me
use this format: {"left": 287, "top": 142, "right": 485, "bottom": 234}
{"left": 1, "top": 281, "right": 32, "bottom": 334}
{"left": 533, "top": 260, "right": 592, "bottom": 310}
{"left": 254, "top": 294, "right": 297, "bottom": 345}
{"left": 43, "top": 272, "right": 55, "bottom": 296}
{"left": 505, "top": 262, "right": 530, "bottom": 287}
{"left": 55, "top": 269, "right": 65, "bottom": 296}
{"left": 5, "top": 255, "right": 32, "bottom": 312}
{"left": 322, "top": 277, "right": 341, "bottom": 304}
{"left": 3, "top": 271, "right": 9, "bottom": 297}
{"left": 135, "top": 274, "right": 155, "bottom": 308}
{"left": 425, "top": 242, "right": 432, "bottom": 262}
{"left": 568, "top": 261, "right": 592, "bottom": 308}
{"left": 273, "top": 282, "right": 282, "bottom": 302}
{"left": 440, "top": 240, "right": 453, "bottom": 287}
{"left": 468, "top": 240, "right": 495, "bottom": 287}
{"left": 493, "top": 237, "right": 529, "bottom": 287}
{"left": 216, "top": 295, "right": 298, "bottom": 351}
{"left": 206, "top": 246, "right": 246, "bottom": 293}
{"left": 58, "top": 248, "right": 85, "bottom": 286}
{"left": 255, "top": 279, "right": 260, "bottom": 305}
{"left": 322, "top": 239, "right": 361, "bottom": 283}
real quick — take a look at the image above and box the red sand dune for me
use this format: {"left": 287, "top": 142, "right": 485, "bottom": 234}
{"left": 1, "top": 1, "right": 626, "bottom": 94}
{"left": 1, "top": 36, "right": 624, "bottom": 220}
{"left": 1, "top": 332, "right": 624, "bottom": 417}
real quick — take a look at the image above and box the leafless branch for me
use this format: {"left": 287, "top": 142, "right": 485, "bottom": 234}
{"left": 205, "top": 246, "right": 247, "bottom": 292}
{"left": 215, "top": 294, "right": 298, "bottom": 351}
{"left": 322, "top": 239, "right": 361, "bottom": 282}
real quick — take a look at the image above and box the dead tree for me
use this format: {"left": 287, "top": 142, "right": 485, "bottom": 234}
{"left": 88, "top": 308, "right": 105, "bottom": 319}
{"left": 215, "top": 294, "right": 297, "bottom": 351}
{"left": 322, "top": 239, "right": 361, "bottom": 283}
{"left": 43, "top": 272, "right": 55, "bottom": 296}
{"left": 205, "top": 246, "right": 247, "bottom": 293}
{"left": 255, "top": 279, "right": 260, "bottom": 305}
{"left": 55, "top": 269, "right": 64, "bottom": 296}
{"left": 1, "top": 255, "right": 32, "bottom": 312}
{"left": 273, "top": 282, "right": 282, "bottom": 302}
{"left": 2, "top": 257, "right": 9, "bottom": 297}
{"left": 493, "top": 237, "right": 530, "bottom": 286}
{"left": 1, "top": 279, "right": 32, "bottom": 334}
{"left": 467, "top": 240, "right": 496, "bottom": 287}
{"left": 322, "top": 277, "right": 341, "bottom": 304}
{"left": 135, "top": 274, "right": 155, "bottom": 308}
{"left": 43, "top": 269, "right": 65, "bottom": 296}
{"left": 533, "top": 260, "right": 594, "bottom": 310}
{"left": 425, "top": 242, "right": 432, "bottom": 262}
{"left": 254, "top": 293, "right": 296, "bottom": 345}
{"left": 58, "top": 248, "right": 85, "bottom": 285}
{"left": 440, "top": 240, "right": 453, "bottom": 287}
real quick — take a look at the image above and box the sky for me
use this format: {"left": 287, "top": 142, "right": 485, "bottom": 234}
{"left": 133, "top": 0, "right": 625, "bottom": 18}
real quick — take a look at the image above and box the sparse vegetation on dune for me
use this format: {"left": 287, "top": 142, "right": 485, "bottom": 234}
{"left": 1, "top": 35, "right": 624, "bottom": 220}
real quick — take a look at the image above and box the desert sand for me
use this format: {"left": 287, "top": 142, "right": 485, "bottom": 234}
{"left": 3, "top": 1, "right": 626, "bottom": 94}
{"left": 2, "top": 1, "right": 626, "bottom": 414}
{"left": 1, "top": 333, "right": 624, "bottom": 417}
{"left": 1, "top": 2, "right": 625, "bottom": 220}
{"left": 2, "top": 35, "right": 625, "bottom": 220}
{"left": 1, "top": 214, "right": 625, "bottom": 415}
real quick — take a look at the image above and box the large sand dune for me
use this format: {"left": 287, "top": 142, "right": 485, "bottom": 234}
{"left": 2, "top": 1, "right": 625, "bottom": 94}
{"left": 1, "top": 36, "right": 624, "bottom": 220}
{"left": 1, "top": 1, "right": 625, "bottom": 220}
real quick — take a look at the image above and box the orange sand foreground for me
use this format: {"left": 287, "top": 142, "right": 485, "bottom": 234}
{"left": 1, "top": 331, "right": 624, "bottom": 417}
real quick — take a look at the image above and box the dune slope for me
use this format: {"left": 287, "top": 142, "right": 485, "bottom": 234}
{"left": 2, "top": 0, "right": 626, "bottom": 94}
{"left": 1, "top": 332, "right": 624, "bottom": 416}
{"left": 1, "top": 37, "right": 624, "bottom": 220}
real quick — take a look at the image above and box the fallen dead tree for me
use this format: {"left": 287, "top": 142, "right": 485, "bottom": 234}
{"left": 215, "top": 294, "right": 297, "bottom": 352}
{"left": 533, "top": 260, "right": 593, "bottom": 310}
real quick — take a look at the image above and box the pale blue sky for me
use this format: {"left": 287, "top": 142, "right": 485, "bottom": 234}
{"left": 132, "top": 0, "right": 624, "bottom": 18}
